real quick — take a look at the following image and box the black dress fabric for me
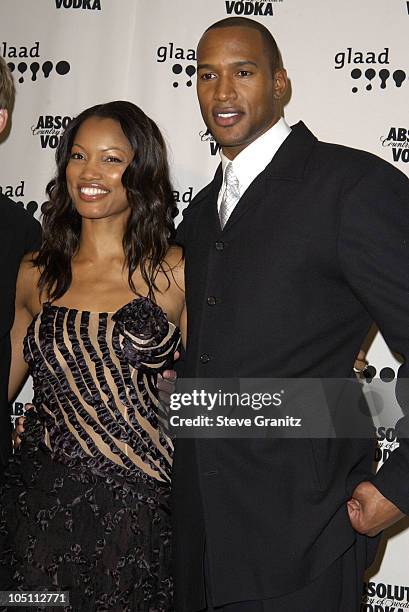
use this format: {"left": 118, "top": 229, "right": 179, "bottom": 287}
{"left": 0, "top": 297, "right": 180, "bottom": 612}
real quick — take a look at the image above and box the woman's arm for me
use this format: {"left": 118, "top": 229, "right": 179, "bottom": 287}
{"left": 8, "top": 255, "right": 39, "bottom": 402}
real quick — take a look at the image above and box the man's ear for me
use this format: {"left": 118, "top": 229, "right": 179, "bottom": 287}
{"left": 0, "top": 108, "right": 8, "bottom": 134}
{"left": 273, "top": 68, "right": 288, "bottom": 100}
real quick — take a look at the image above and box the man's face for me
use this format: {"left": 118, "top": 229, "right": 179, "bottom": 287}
{"left": 196, "top": 26, "right": 287, "bottom": 159}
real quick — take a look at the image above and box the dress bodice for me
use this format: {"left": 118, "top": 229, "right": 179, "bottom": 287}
{"left": 23, "top": 297, "right": 180, "bottom": 485}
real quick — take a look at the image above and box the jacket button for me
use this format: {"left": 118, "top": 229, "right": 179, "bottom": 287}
{"left": 200, "top": 353, "right": 211, "bottom": 364}
{"left": 204, "top": 469, "right": 219, "bottom": 477}
{"left": 215, "top": 241, "right": 225, "bottom": 251}
{"left": 207, "top": 296, "right": 217, "bottom": 306}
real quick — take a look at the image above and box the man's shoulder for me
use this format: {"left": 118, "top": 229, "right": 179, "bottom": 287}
{"left": 0, "top": 192, "right": 21, "bottom": 217}
{"left": 0, "top": 193, "right": 42, "bottom": 252}
{"left": 316, "top": 138, "right": 376, "bottom": 163}
{"left": 0, "top": 193, "right": 40, "bottom": 228}
{"left": 176, "top": 180, "right": 217, "bottom": 239}
{"left": 175, "top": 178, "right": 218, "bottom": 246}
{"left": 291, "top": 121, "right": 400, "bottom": 177}
{"left": 311, "top": 136, "right": 406, "bottom": 184}
{"left": 183, "top": 180, "right": 216, "bottom": 217}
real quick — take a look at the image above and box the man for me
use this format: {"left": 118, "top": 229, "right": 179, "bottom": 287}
{"left": 0, "top": 56, "right": 42, "bottom": 478}
{"left": 172, "top": 17, "right": 409, "bottom": 611}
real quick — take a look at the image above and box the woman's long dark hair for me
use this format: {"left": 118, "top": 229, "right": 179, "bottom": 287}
{"left": 35, "top": 101, "right": 177, "bottom": 300}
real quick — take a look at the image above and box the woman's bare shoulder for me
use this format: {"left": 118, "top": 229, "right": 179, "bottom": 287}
{"left": 164, "top": 245, "right": 184, "bottom": 269}
{"left": 160, "top": 246, "right": 185, "bottom": 293}
{"left": 19, "top": 252, "right": 41, "bottom": 280}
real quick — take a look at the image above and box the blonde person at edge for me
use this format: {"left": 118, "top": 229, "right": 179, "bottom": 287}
{"left": 0, "top": 56, "right": 42, "bottom": 480}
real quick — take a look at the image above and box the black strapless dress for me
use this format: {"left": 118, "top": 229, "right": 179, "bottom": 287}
{"left": 0, "top": 297, "right": 180, "bottom": 612}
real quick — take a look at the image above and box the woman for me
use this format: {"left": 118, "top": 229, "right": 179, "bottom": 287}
{"left": 0, "top": 101, "right": 185, "bottom": 611}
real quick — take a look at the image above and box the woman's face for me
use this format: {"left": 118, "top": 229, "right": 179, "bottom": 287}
{"left": 66, "top": 116, "right": 134, "bottom": 220}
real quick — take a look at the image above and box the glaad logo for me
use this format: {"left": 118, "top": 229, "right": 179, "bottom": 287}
{"left": 0, "top": 180, "right": 26, "bottom": 200}
{"left": 0, "top": 181, "right": 41, "bottom": 215}
{"left": 156, "top": 43, "right": 196, "bottom": 88}
{"left": 31, "top": 115, "right": 72, "bottom": 149}
{"left": 173, "top": 187, "right": 194, "bottom": 205}
{"left": 381, "top": 127, "right": 409, "bottom": 163}
{"left": 55, "top": 0, "right": 101, "bottom": 8}
{"left": 362, "top": 581, "right": 409, "bottom": 611}
{"left": 1, "top": 42, "right": 70, "bottom": 83}
{"left": 333, "top": 47, "right": 407, "bottom": 93}
{"left": 225, "top": 0, "right": 281, "bottom": 17}
{"left": 360, "top": 365, "right": 396, "bottom": 384}
{"left": 16, "top": 200, "right": 39, "bottom": 215}
{"left": 200, "top": 127, "right": 220, "bottom": 156}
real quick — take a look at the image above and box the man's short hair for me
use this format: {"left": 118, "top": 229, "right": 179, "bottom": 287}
{"left": 204, "top": 17, "right": 280, "bottom": 71}
{"left": 0, "top": 55, "right": 15, "bottom": 111}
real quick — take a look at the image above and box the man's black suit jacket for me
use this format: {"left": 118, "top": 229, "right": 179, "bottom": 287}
{"left": 0, "top": 193, "right": 41, "bottom": 475}
{"left": 173, "top": 122, "right": 409, "bottom": 611}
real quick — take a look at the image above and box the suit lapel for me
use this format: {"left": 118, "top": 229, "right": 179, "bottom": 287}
{"left": 209, "top": 165, "right": 222, "bottom": 231}
{"left": 222, "top": 121, "right": 318, "bottom": 232}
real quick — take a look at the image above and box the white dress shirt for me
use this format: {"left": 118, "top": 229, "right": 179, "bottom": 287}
{"left": 217, "top": 117, "right": 292, "bottom": 214}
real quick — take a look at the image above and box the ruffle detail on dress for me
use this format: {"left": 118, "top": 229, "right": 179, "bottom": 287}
{"left": 1, "top": 295, "right": 179, "bottom": 609}
{"left": 112, "top": 298, "right": 180, "bottom": 372}
{"left": 17, "top": 409, "right": 45, "bottom": 455}
{"left": 113, "top": 298, "right": 169, "bottom": 342}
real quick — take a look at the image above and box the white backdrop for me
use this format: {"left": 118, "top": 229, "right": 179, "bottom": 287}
{"left": 1, "top": 1, "right": 408, "bottom": 608}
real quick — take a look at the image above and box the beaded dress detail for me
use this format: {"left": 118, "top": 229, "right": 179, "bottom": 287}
{"left": 0, "top": 297, "right": 180, "bottom": 612}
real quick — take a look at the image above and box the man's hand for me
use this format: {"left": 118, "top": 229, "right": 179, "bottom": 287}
{"left": 158, "top": 354, "right": 178, "bottom": 408}
{"left": 158, "top": 370, "right": 177, "bottom": 403}
{"left": 347, "top": 481, "right": 405, "bottom": 536}
{"left": 353, "top": 349, "right": 368, "bottom": 374}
